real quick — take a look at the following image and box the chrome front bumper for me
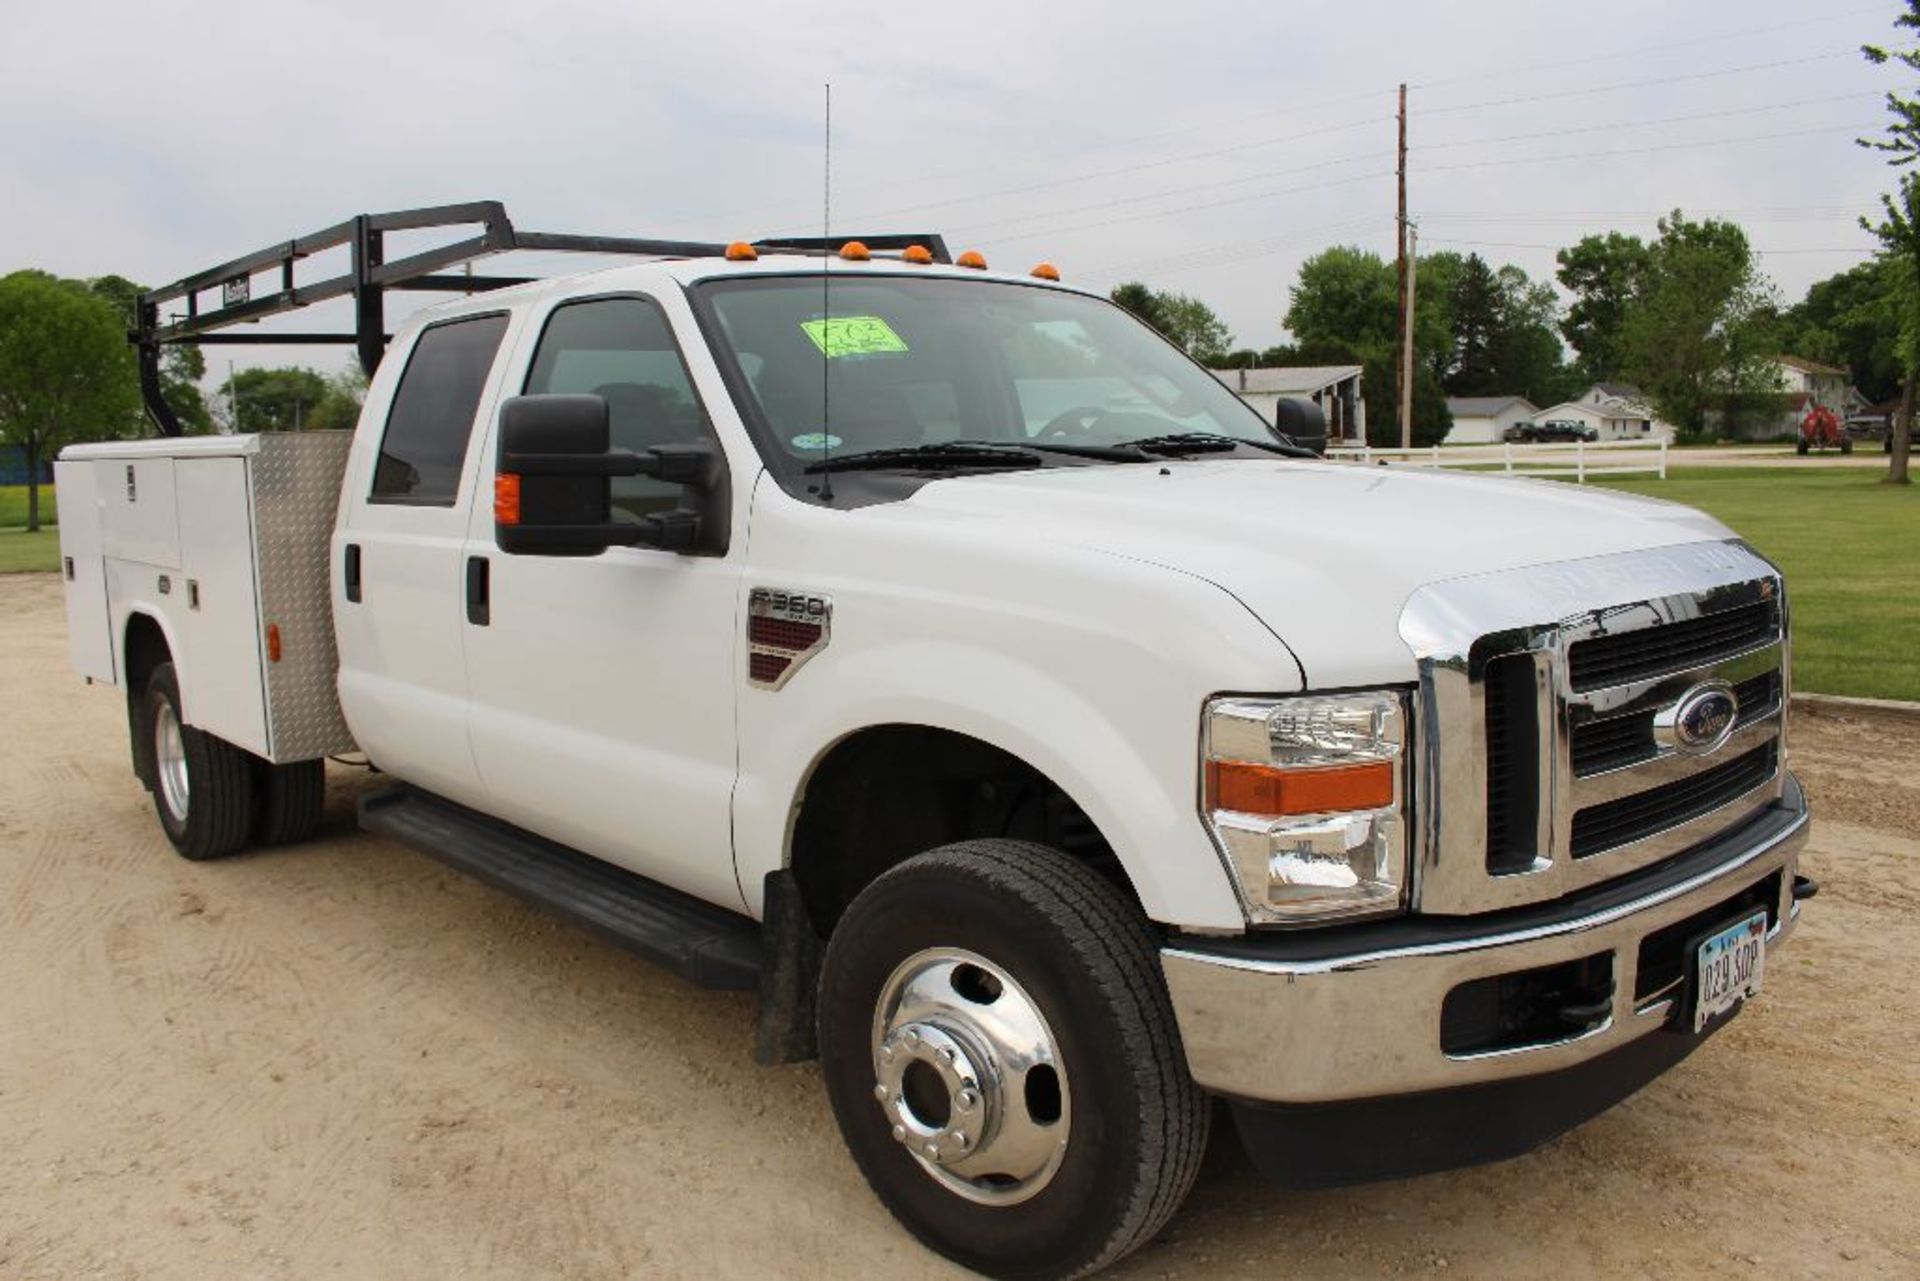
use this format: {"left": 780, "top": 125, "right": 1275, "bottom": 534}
{"left": 1161, "top": 777, "right": 1810, "bottom": 1105}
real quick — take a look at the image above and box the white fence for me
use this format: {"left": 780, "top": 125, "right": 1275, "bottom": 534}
{"left": 1324, "top": 439, "right": 1668, "bottom": 482}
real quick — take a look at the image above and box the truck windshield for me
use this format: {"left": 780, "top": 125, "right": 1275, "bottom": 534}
{"left": 693, "top": 275, "right": 1286, "bottom": 469}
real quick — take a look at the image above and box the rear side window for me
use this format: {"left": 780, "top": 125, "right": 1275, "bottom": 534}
{"left": 371, "top": 313, "right": 510, "bottom": 504}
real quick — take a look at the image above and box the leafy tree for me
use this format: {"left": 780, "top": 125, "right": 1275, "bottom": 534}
{"left": 0, "top": 271, "right": 142, "bottom": 530}
{"left": 1444, "top": 254, "right": 1504, "bottom": 394}
{"left": 218, "top": 365, "right": 363, "bottom": 432}
{"left": 1617, "top": 212, "right": 1780, "bottom": 435}
{"left": 1284, "top": 246, "right": 1452, "bottom": 444}
{"left": 1556, "top": 232, "right": 1651, "bottom": 384}
{"left": 1490, "top": 265, "right": 1580, "bottom": 405}
{"left": 85, "top": 275, "right": 213, "bottom": 434}
{"left": 1157, "top": 293, "right": 1233, "bottom": 362}
{"left": 1109, "top": 282, "right": 1169, "bottom": 334}
{"left": 1860, "top": 0, "right": 1920, "bottom": 485}
{"left": 1107, "top": 282, "right": 1233, "bottom": 361}
{"left": 1776, "top": 260, "right": 1903, "bottom": 402}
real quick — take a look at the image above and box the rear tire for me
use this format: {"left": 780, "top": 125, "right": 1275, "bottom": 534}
{"left": 253, "top": 758, "right": 326, "bottom": 845}
{"left": 144, "top": 662, "right": 254, "bottom": 861}
{"left": 818, "top": 840, "right": 1209, "bottom": 1280}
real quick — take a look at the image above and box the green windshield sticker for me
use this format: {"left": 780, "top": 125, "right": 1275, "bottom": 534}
{"left": 801, "top": 314, "right": 909, "bottom": 358}
{"left": 789, "top": 432, "right": 843, "bottom": 451}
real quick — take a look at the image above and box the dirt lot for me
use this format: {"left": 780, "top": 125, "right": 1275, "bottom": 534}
{"left": 1, "top": 571, "right": 1915, "bottom": 1280}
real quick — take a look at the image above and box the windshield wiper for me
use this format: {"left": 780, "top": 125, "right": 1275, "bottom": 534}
{"left": 803, "top": 442, "right": 1044, "bottom": 474}
{"left": 1125, "top": 431, "right": 1312, "bottom": 459}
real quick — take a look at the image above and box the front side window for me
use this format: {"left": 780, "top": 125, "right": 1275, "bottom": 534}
{"left": 695, "top": 276, "right": 1279, "bottom": 469}
{"left": 524, "top": 296, "right": 710, "bottom": 519}
{"left": 371, "top": 313, "right": 509, "bottom": 504}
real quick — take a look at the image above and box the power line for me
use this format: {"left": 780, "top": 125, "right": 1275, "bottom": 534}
{"left": 1424, "top": 236, "right": 1875, "bottom": 257}
{"left": 1421, "top": 123, "right": 1881, "bottom": 177}
{"left": 969, "top": 170, "right": 1396, "bottom": 248}
{"left": 1422, "top": 50, "right": 1864, "bottom": 117}
{"left": 1417, "top": 92, "right": 1883, "bottom": 152}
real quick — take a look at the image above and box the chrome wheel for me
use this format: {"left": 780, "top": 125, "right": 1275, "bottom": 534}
{"left": 154, "top": 701, "right": 190, "bottom": 823}
{"left": 870, "top": 946, "right": 1070, "bottom": 1206}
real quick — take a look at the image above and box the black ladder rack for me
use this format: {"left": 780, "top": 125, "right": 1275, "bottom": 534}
{"left": 135, "top": 199, "right": 950, "bottom": 436}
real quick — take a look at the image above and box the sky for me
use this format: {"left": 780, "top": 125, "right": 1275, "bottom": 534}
{"left": 1, "top": 0, "right": 1909, "bottom": 379}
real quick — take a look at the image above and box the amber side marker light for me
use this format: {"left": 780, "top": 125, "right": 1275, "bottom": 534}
{"left": 494, "top": 473, "right": 522, "bottom": 525}
{"left": 902, "top": 244, "right": 934, "bottom": 265}
{"left": 1205, "top": 759, "right": 1393, "bottom": 817}
{"left": 265, "top": 623, "right": 283, "bottom": 664}
{"left": 725, "top": 241, "right": 759, "bottom": 261}
{"left": 956, "top": 249, "right": 988, "bottom": 269}
{"left": 1031, "top": 262, "right": 1061, "bottom": 281}
{"left": 838, "top": 240, "right": 870, "bottom": 261}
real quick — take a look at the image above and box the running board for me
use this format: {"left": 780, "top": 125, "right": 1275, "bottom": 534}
{"left": 358, "top": 786, "right": 762, "bottom": 990}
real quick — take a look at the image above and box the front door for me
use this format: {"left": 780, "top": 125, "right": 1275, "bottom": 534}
{"left": 460, "top": 293, "right": 746, "bottom": 910}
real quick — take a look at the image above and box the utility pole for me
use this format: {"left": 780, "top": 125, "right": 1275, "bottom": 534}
{"left": 227, "top": 359, "right": 239, "bottom": 432}
{"left": 1396, "top": 82, "right": 1411, "bottom": 449}
{"left": 1401, "top": 224, "right": 1418, "bottom": 448}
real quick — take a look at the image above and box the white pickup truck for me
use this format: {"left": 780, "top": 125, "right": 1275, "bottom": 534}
{"left": 58, "top": 204, "right": 1812, "bottom": 1279}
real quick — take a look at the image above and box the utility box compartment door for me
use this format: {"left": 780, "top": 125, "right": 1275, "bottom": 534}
{"left": 172, "top": 458, "right": 270, "bottom": 757}
{"left": 99, "top": 456, "right": 182, "bottom": 569}
{"left": 53, "top": 459, "right": 115, "bottom": 683}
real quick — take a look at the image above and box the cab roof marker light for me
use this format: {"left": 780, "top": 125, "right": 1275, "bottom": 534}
{"left": 1031, "top": 262, "right": 1061, "bottom": 281}
{"left": 902, "top": 244, "right": 934, "bottom": 265}
{"left": 956, "top": 250, "right": 988, "bottom": 270}
{"left": 838, "top": 241, "right": 870, "bottom": 262}
{"left": 725, "top": 241, "right": 759, "bottom": 261}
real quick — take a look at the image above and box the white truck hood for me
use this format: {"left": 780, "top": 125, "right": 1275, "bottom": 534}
{"left": 899, "top": 459, "right": 1735, "bottom": 688}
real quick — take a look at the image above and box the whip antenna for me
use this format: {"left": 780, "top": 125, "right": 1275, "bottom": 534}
{"left": 819, "top": 81, "right": 836, "bottom": 503}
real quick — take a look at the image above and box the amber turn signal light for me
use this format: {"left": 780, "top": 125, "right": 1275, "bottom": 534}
{"left": 494, "top": 472, "right": 522, "bottom": 525}
{"left": 1205, "top": 759, "right": 1393, "bottom": 817}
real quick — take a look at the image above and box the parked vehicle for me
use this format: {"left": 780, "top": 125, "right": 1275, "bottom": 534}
{"left": 1797, "top": 405, "right": 1852, "bottom": 455}
{"left": 57, "top": 204, "right": 1813, "bottom": 1280}
{"left": 1508, "top": 418, "right": 1597, "bottom": 443}
{"left": 1844, "top": 412, "right": 1895, "bottom": 453}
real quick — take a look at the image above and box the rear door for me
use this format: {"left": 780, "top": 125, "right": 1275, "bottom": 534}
{"left": 458, "top": 292, "right": 746, "bottom": 910}
{"left": 333, "top": 311, "right": 514, "bottom": 805}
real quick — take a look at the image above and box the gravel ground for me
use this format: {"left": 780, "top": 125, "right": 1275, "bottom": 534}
{"left": 1, "top": 572, "right": 1915, "bottom": 1279}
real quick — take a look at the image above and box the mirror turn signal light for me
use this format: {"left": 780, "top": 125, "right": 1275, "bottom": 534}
{"left": 494, "top": 472, "right": 522, "bottom": 525}
{"left": 902, "top": 244, "right": 934, "bottom": 264}
{"left": 1031, "top": 262, "right": 1061, "bottom": 281}
{"left": 1205, "top": 759, "right": 1393, "bottom": 817}
{"left": 725, "top": 241, "right": 759, "bottom": 261}
{"left": 956, "top": 249, "right": 988, "bottom": 269}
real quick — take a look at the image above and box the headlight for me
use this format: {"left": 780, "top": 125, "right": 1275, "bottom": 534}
{"left": 1202, "top": 692, "right": 1410, "bottom": 924}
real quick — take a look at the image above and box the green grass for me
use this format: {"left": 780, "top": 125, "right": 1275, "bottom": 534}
{"left": 0, "top": 527, "right": 60, "bottom": 573}
{"left": 0, "top": 484, "right": 55, "bottom": 527}
{"left": 1591, "top": 467, "right": 1920, "bottom": 701}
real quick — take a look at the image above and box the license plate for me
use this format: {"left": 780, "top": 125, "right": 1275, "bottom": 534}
{"left": 1691, "top": 910, "right": 1767, "bottom": 1032}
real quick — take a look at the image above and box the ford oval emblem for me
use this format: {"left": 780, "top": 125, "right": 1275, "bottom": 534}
{"left": 1665, "top": 681, "right": 1738, "bottom": 756}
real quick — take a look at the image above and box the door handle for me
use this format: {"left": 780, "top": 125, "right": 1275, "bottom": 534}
{"left": 466, "top": 555, "right": 490, "bottom": 626}
{"left": 344, "top": 543, "right": 362, "bottom": 603}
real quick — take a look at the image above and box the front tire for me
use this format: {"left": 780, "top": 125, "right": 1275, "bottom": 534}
{"left": 144, "top": 662, "right": 254, "bottom": 860}
{"left": 818, "top": 841, "right": 1209, "bottom": 1280}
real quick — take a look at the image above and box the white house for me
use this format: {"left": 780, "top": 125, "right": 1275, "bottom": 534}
{"left": 1444, "top": 395, "right": 1537, "bottom": 444}
{"left": 1213, "top": 365, "right": 1365, "bottom": 444}
{"left": 1531, "top": 383, "right": 1674, "bottom": 441}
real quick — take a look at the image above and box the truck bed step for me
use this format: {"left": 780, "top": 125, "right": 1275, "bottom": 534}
{"left": 358, "top": 786, "right": 761, "bottom": 990}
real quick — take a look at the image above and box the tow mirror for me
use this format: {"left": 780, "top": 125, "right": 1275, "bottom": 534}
{"left": 1274, "top": 398, "right": 1328, "bottom": 456}
{"left": 494, "top": 394, "right": 726, "bottom": 557}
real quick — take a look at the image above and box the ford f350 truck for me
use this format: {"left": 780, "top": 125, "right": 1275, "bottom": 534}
{"left": 57, "top": 203, "right": 1813, "bottom": 1280}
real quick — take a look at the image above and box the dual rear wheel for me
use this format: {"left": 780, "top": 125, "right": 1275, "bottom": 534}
{"left": 140, "top": 661, "right": 325, "bottom": 860}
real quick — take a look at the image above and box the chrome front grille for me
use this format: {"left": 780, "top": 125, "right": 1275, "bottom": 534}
{"left": 1400, "top": 541, "right": 1788, "bottom": 915}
